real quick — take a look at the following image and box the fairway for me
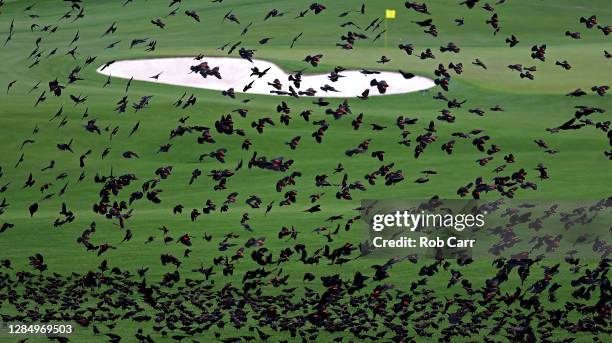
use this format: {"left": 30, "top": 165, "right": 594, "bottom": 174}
{"left": 0, "top": 0, "right": 610, "bottom": 342}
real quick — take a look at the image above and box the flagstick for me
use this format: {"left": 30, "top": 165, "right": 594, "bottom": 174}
{"left": 384, "top": 18, "right": 388, "bottom": 49}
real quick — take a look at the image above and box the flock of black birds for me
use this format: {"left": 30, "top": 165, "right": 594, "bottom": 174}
{"left": 0, "top": 0, "right": 611, "bottom": 342}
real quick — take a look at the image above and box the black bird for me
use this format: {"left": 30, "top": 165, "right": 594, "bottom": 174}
{"left": 185, "top": 10, "right": 200, "bottom": 22}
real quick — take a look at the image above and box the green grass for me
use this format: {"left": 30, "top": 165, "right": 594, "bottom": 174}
{"left": 0, "top": 0, "right": 610, "bottom": 342}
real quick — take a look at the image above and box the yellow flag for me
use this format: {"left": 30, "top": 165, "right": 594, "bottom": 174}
{"left": 385, "top": 9, "right": 396, "bottom": 19}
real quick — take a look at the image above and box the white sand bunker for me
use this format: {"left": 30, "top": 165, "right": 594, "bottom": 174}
{"left": 97, "top": 57, "right": 435, "bottom": 98}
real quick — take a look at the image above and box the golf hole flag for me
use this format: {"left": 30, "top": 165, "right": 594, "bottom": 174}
{"left": 385, "top": 9, "right": 396, "bottom": 19}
